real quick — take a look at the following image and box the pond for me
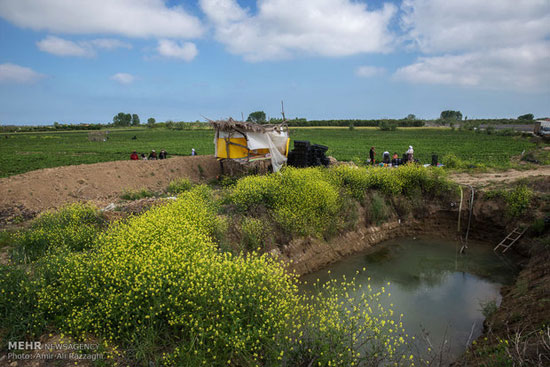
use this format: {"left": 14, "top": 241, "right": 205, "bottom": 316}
{"left": 300, "top": 237, "right": 521, "bottom": 362}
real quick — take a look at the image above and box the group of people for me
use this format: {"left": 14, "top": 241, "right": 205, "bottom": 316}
{"left": 130, "top": 148, "right": 197, "bottom": 160}
{"left": 369, "top": 146, "right": 414, "bottom": 166}
{"left": 130, "top": 149, "right": 167, "bottom": 160}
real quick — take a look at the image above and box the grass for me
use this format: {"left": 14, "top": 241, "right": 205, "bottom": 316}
{"left": 1, "top": 127, "right": 541, "bottom": 177}
{"left": 120, "top": 188, "right": 155, "bottom": 200}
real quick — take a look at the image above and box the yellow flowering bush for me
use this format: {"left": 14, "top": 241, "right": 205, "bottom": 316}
{"left": 166, "top": 177, "right": 193, "bottom": 194}
{"left": 11, "top": 202, "right": 105, "bottom": 263}
{"left": 230, "top": 167, "right": 341, "bottom": 237}
{"left": 34, "top": 188, "right": 302, "bottom": 364}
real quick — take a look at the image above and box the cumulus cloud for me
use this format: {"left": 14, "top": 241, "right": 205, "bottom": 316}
{"left": 394, "top": 42, "right": 550, "bottom": 91}
{"left": 111, "top": 73, "right": 135, "bottom": 84}
{"left": 396, "top": 0, "right": 550, "bottom": 91}
{"left": 157, "top": 40, "right": 198, "bottom": 61}
{"left": 401, "top": 0, "right": 550, "bottom": 54}
{"left": 0, "top": 0, "right": 203, "bottom": 38}
{"left": 355, "top": 65, "right": 385, "bottom": 78}
{"left": 0, "top": 63, "right": 45, "bottom": 84}
{"left": 199, "top": 0, "right": 397, "bottom": 61}
{"left": 36, "top": 36, "right": 132, "bottom": 57}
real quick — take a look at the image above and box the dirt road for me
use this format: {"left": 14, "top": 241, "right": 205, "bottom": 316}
{"left": 449, "top": 166, "right": 550, "bottom": 187}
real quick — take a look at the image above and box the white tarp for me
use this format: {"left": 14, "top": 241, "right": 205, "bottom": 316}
{"left": 246, "top": 131, "right": 288, "bottom": 172}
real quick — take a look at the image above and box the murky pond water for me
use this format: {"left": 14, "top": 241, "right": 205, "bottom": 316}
{"left": 300, "top": 237, "right": 521, "bottom": 361}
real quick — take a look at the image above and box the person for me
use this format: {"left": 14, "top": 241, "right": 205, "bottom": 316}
{"left": 159, "top": 150, "right": 167, "bottom": 159}
{"left": 392, "top": 152, "right": 399, "bottom": 166}
{"left": 383, "top": 151, "right": 390, "bottom": 164}
{"left": 191, "top": 148, "right": 196, "bottom": 156}
{"left": 148, "top": 150, "right": 157, "bottom": 160}
{"left": 141, "top": 153, "right": 147, "bottom": 160}
{"left": 369, "top": 146, "right": 376, "bottom": 165}
{"left": 407, "top": 146, "right": 414, "bottom": 163}
{"left": 130, "top": 151, "right": 139, "bottom": 160}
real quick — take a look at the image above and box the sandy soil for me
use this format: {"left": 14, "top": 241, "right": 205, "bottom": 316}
{"left": 0, "top": 155, "right": 221, "bottom": 217}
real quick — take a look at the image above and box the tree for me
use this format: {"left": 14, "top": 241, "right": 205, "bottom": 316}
{"left": 517, "top": 113, "right": 534, "bottom": 121}
{"left": 440, "top": 110, "right": 463, "bottom": 121}
{"left": 247, "top": 111, "right": 267, "bottom": 124}
{"left": 147, "top": 117, "right": 156, "bottom": 128}
{"left": 131, "top": 114, "right": 140, "bottom": 126}
{"left": 406, "top": 114, "right": 416, "bottom": 120}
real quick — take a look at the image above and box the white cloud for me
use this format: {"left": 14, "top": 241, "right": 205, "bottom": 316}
{"left": 111, "top": 73, "right": 135, "bottom": 84}
{"left": 199, "top": 0, "right": 397, "bottom": 61}
{"left": 89, "top": 39, "right": 132, "bottom": 50}
{"left": 0, "top": 0, "right": 203, "bottom": 38}
{"left": 355, "top": 65, "right": 385, "bottom": 78}
{"left": 157, "top": 40, "right": 198, "bottom": 61}
{"left": 37, "top": 36, "right": 93, "bottom": 57}
{"left": 401, "top": 0, "right": 550, "bottom": 54}
{"left": 394, "top": 42, "right": 550, "bottom": 91}
{"left": 36, "top": 36, "right": 132, "bottom": 57}
{"left": 396, "top": 0, "right": 550, "bottom": 91}
{"left": 0, "top": 63, "right": 45, "bottom": 84}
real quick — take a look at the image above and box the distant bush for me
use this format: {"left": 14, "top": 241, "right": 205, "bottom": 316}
{"left": 378, "top": 120, "right": 398, "bottom": 131}
{"left": 11, "top": 203, "right": 105, "bottom": 263}
{"left": 505, "top": 185, "right": 533, "bottom": 218}
{"left": 120, "top": 188, "right": 155, "bottom": 200}
{"left": 442, "top": 153, "right": 467, "bottom": 169}
{"left": 167, "top": 177, "right": 193, "bottom": 194}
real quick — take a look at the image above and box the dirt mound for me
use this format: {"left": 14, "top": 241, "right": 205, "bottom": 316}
{"left": 0, "top": 155, "right": 221, "bottom": 217}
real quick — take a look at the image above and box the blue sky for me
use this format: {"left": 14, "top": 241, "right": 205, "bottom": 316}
{"left": 0, "top": 0, "right": 548, "bottom": 125}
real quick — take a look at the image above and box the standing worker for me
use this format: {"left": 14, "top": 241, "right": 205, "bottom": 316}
{"left": 407, "top": 146, "right": 414, "bottom": 163}
{"left": 369, "top": 146, "right": 376, "bottom": 165}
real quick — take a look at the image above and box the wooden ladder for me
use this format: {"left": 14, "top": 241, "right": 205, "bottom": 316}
{"left": 494, "top": 227, "right": 527, "bottom": 253}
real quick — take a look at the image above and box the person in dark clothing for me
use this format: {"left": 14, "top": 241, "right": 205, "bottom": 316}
{"left": 130, "top": 151, "right": 139, "bottom": 160}
{"left": 148, "top": 150, "right": 157, "bottom": 160}
{"left": 159, "top": 150, "right": 167, "bottom": 159}
{"left": 369, "top": 146, "right": 376, "bottom": 165}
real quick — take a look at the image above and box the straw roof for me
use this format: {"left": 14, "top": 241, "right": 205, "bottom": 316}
{"left": 209, "top": 118, "right": 287, "bottom": 133}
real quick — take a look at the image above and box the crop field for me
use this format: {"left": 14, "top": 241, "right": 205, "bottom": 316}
{"left": 1, "top": 127, "right": 537, "bottom": 177}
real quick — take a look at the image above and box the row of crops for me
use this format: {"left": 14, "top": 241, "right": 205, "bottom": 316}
{"left": 1, "top": 127, "right": 537, "bottom": 177}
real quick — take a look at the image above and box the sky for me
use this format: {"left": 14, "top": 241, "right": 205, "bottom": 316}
{"left": 0, "top": 0, "right": 549, "bottom": 125}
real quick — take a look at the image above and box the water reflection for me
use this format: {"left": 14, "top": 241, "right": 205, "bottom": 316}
{"left": 300, "top": 237, "right": 520, "bottom": 361}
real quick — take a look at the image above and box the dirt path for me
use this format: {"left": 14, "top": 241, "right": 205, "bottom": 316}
{"left": 0, "top": 155, "right": 221, "bottom": 216}
{"left": 449, "top": 166, "right": 550, "bottom": 187}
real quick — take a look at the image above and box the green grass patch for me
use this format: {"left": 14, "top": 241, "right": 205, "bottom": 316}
{"left": 120, "top": 188, "right": 155, "bottom": 200}
{"left": 1, "top": 127, "right": 540, "bottom": 177}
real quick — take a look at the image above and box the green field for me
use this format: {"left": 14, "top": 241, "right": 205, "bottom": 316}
{"left": 0, "top": 127, "right": 538, "bottom": 177}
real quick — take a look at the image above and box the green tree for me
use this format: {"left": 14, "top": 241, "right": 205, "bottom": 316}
{"left": 440, "top": 110, "right": 463, "bottom": 121}
{"left": 147, "top": 117, "right": 156, "bottom": 128}
{"left": 131, "top": 114, "right": 140, "bottom": 126}
{"left": 517, "top": 113, "right": 534, "bottom": 121}
{"left": 406, "top": 114, "right": 416, "bottom": 120}
{"left": 247, "top": 111, "right": 267, "bottom": 124}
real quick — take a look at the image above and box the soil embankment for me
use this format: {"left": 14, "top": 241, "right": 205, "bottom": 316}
{"left": 0, "top": 155, "right": 221, "bottom": 222}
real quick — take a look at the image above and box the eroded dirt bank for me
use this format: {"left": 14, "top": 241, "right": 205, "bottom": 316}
{"left": 278, "top": 192, "right": 516, "bottom": 276}
{"left": 0, "top": 155, "right": 221, "bottom": 222}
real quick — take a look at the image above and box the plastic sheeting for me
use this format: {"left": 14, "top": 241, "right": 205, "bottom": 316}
{"left": 246, "top": 131, "right": 288, "bottom": 172}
